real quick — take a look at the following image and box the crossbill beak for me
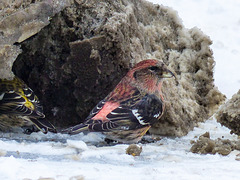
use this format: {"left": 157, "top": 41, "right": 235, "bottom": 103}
{"left": 162, "top": 69, "right": 175, "bottom": 78}
{"left": 161, "top": 69, "right": 179, "bottom": 86}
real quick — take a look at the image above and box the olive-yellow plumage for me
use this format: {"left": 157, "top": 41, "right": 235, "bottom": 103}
{"left": 0, "top": 77, "right": 56, "bottom": 133}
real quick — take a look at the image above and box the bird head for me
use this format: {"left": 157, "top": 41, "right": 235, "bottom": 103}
{"left": 128, "top": 59, "right": 176, "bottom": 93}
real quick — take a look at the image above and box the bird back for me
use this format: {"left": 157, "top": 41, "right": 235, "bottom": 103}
{"left": 0, "top": 77, "right": 44, "bottom": 118}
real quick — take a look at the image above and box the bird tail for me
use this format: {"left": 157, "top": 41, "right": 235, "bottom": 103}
{"left": 61, "top": 123, "right": 89, "bottom": 135}
{"left": 30, "top": 118, "right": 57, "bottom": 134}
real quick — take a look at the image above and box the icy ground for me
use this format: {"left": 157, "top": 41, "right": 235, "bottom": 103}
{"left": 1, "top": 0, "right": 240, "bottom": 179}
{"left": 0, "top": 118, "right": 239, "bottom": 180}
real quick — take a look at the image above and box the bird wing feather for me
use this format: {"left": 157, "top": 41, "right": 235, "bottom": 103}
{"left": 0, "top": 89, "right": 44, "bottom": 118}
{"left": 106, "top": 93, "right": 164, "bottom": 129}
{"left": 82, "top": 89, "right": 164, "bottom": 132}
{"left": 30, "top": 117, "right": 57, "bottom": 134}
{"left": 86, "top": 100, "right": 106, "bottom": 120}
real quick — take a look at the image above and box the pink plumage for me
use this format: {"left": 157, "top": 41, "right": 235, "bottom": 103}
{"left": 63, "top": 59, "right": 175, "bottom": 143}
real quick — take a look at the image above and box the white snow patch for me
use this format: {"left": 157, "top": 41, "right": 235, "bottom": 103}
{"left": 67, "top": 139, "right": 89, "bottom": 151}
{"left": 0, "top": 118, "right": 239, "bottom": 179}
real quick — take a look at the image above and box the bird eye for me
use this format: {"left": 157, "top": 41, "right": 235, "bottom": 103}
{"left": 148, "top": 66, "right": 159, "bottom": 71}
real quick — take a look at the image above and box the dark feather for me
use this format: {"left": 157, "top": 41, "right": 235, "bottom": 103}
{"left": 62, "top": 123, "right": 88, "bottom": 135}
{"left": 86, "top": 100, "right": 106, "bottom": 120}
{"left": 30, "top": 118, "right": 57, "bottom": 133}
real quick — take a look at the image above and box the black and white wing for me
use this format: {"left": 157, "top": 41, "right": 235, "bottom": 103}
{"left": 84, "top": 93, "right": 164, "bottom": 132}
{"left": 85, "top": 100, "right": 106, "bottom": 120}
{"left": 0, "top": 86, "right": 44, "bottom": 118}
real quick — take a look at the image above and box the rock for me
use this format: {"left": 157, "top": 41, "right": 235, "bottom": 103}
{"left": 234, "top": 141, "right": 240, "bottom": 151}
{"left": 3, "top": 0, "right": 225, "bottom": 135}
{"left": 236, "top": 153, "right": 240, "bottom": 161}
{"left": 126, "top": 144, "right": 142, "bottom": 156}
{"left": 190, "top": 132, "right": 240, "bottom": 156}
{"left": 215, "top": 90, "right": 240, "bottom": 135}
{"left": 0, "top": 45, "right": 21, "bottom": 79}
{"left": 190, "top": 136, "right": 215, "bottom": 154}
{"left": 200, "top": 131, "right": 210, "bottom": 138}
{"left": 213, "top": 139, "right": 233, "bottom": 156}
{"left": 0, "top": 0, "right": 72, "bottom": 79}
{"left": 0, "top": 2, "right": 51, "bottom": 44}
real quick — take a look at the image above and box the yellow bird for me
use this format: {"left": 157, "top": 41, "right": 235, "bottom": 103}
{"left": 0, "top": 77, "right": 56, "bottom": 134}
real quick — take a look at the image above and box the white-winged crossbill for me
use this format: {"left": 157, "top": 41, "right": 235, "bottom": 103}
{"left": 63, "top": 59, "right": 175, "bottom": 143}
{"left": 0, "top": 76, "right": 56, "bottom": 134}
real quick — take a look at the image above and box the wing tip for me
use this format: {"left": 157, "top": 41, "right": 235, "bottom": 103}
{"left": 61, "top": 123, "right": 88, "bottom": 135}
{"left": 30, "top": 118, "right": 57, "bottom": 134}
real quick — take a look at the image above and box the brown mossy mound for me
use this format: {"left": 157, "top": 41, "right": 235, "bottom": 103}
{"left": 215, "top": 90, "right": 240, "bottom": 135}
{"left": 190, "top": 132, "right": 240, "bottom": 156}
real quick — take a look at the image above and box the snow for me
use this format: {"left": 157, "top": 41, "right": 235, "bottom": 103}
{"left": 1, "top": 0, "right": 240, "bottom": 180}
{"left": 0, "top": 119, "right": 239, "bottom": 180}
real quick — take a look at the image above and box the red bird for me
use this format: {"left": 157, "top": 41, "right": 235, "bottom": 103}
{"left": 64, "top": 59, "right": 175, "bottom": 143}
